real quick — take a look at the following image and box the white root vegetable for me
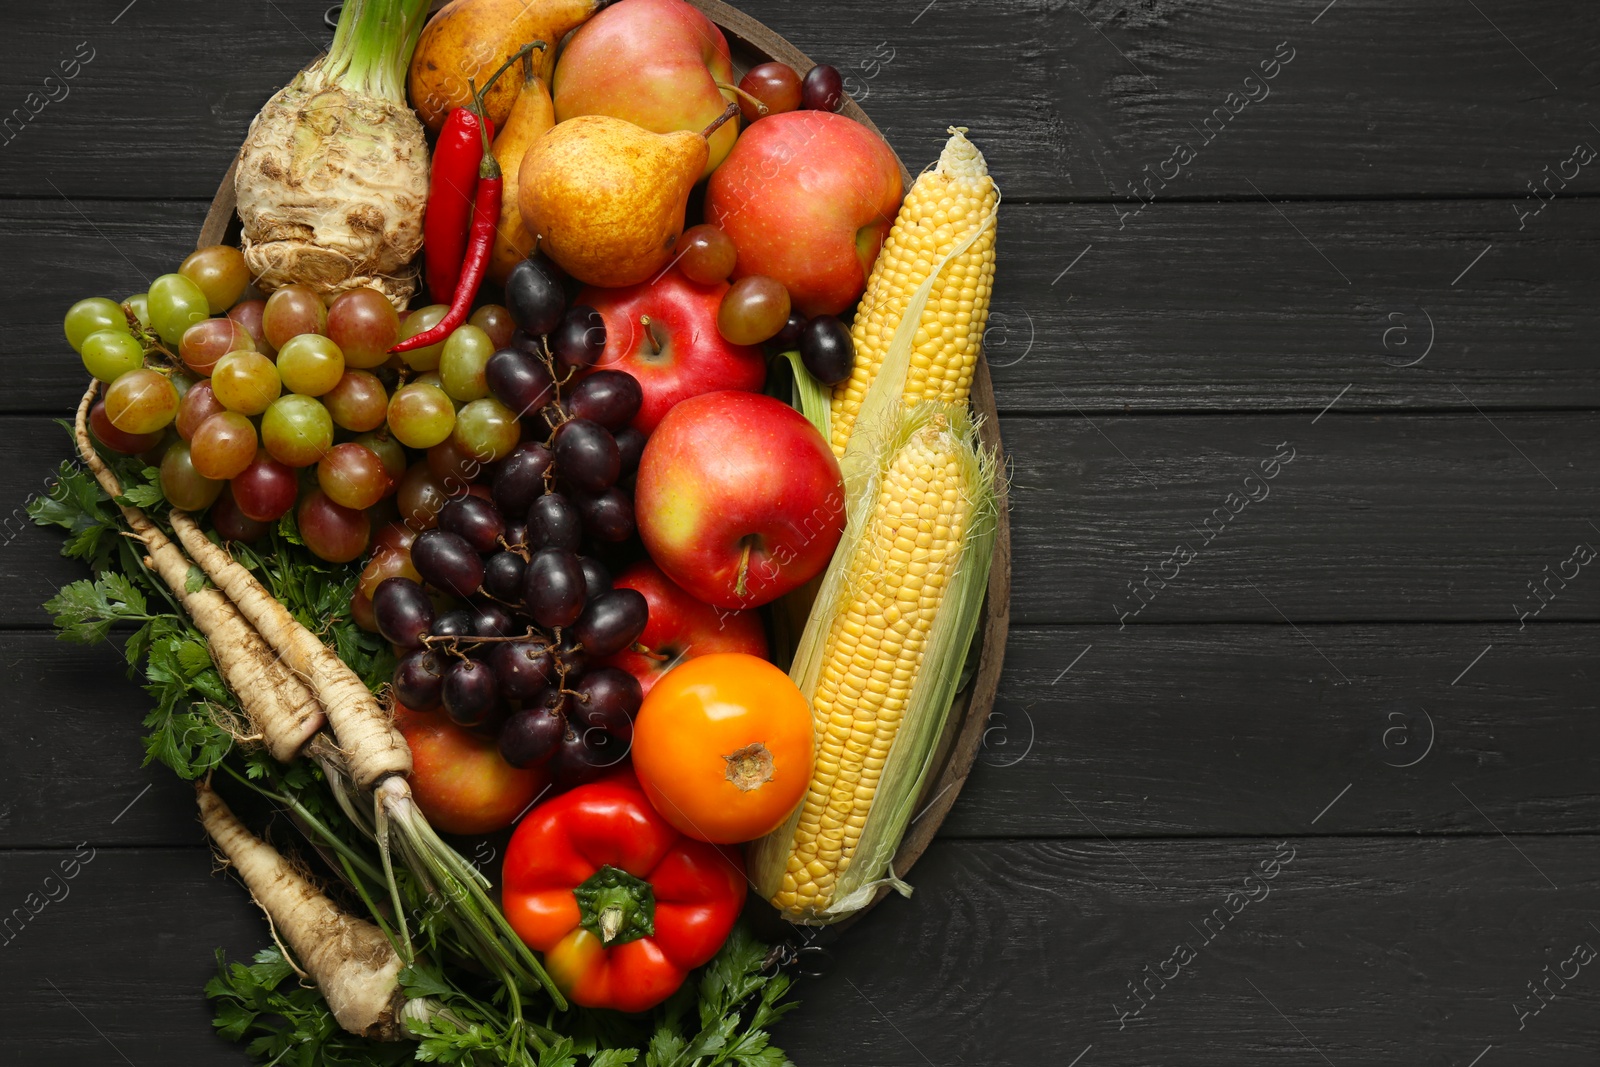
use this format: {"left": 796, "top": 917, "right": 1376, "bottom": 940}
{"left": 197, "top": 779, "right": 409, "bottom": 1040}
{"left": 168, "top": 508, "right": 411, "bottom": 789}
{"left": 235, "top": 0, "right": 433, "bottom": 307}
{"left": 74, "top": 383, "right": 323, "bottom": 761}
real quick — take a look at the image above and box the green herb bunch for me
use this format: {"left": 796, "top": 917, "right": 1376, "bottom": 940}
{"left": 31, "top": 443, "right": 800, "bottom": 1067}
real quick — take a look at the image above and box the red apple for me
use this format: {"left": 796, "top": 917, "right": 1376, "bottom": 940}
{"left": 551, "top": 0, "right": 740, "bottom": 179}
{"left": 705, "top": 110, "right": 903, "bottom": 317}
{"left": 636, "top": 391, "right": 844, "bottom": 609}
{"left": 579, "top": 267, "right": 766, "bottom": 434}
{"left": 602, "top": 560, "right": 768, "bottom": 695}
{"left": 395, "top": 704, "right": 547, "bottom": 835}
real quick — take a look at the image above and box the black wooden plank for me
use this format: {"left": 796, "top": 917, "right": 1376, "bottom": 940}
{"left": 1, "top": 412, "right": 1597, "bottom": 628}
{"left": 0, "top": 634, "right": 191, "bottom": 849}
{"left": 992, "top": 198, "right": 1600, "bottom": 413}
{"left": 1, "top": 2, "right": 1595, "bottom": 202}
{"left": 778, "top": 836, "right": 1600, "bottom": 1067}
{"left": 5, "top": 198, "right": 1599, "bottom": 416}
{"left": 0, "top": 0, "right": 322, "bottom": 202}
{"left": 3, "top": 840, "right": 1595, "bottom": 1065}
{"left": 4, "top": 624, "right": 1594, "bottom": 848}
{"left": 944, "top": 624, "right": 1600, "bottom": 839}
{"left": 0, "top": 848, "right": 254, "bottom": 1066}
{"left": 0, "top": 200, "right": 209, "bottom": 417}
{"left": 1007, "top": 411, "right": 1600, "bottom": 625}
{"left": 1020, "top": 0, "right": 1600, "bottom": 201}
{"left": 0, "top": 418, "right": 114, "bottom": 620}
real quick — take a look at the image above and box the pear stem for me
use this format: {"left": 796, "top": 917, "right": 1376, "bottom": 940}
{"left": 715, "top": 82, "right": 767, "bottom": 116}
{"left": 699, "top": 102, "right": 741, "bottom": 140}
{"left": 477, "top": 41, "right": 546, "bottom": 109}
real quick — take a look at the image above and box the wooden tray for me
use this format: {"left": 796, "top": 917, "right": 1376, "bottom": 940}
{"left": 197, "top": 0, "right": 1011, "bottom": 922}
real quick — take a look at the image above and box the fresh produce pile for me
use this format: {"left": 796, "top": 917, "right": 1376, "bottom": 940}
{"left": 34, "top": 0, "right": 1002, "bottom": 1061}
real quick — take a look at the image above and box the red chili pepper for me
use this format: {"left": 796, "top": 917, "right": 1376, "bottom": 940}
{"left": 395, "top": 130, "right": 502, "bottom": 354}
{"left": 422, "top": 106, "right": 492, "bottom": 305}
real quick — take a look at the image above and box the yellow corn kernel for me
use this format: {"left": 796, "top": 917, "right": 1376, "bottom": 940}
{"left": 771, "top": 420, "right": 973, "bottom": 917}
{"left": 830, "top": 128, "right": 998, "bottom": 456}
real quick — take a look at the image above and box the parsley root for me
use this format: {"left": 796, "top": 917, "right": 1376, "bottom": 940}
{"left": 74, "top": 384, "right": 324, "bottom": 762}
{"left": 168, "top": 507, "right": 411, "bottom": 788}
{"left": 197, "top": 779, "right": 410, "bottom": 1040}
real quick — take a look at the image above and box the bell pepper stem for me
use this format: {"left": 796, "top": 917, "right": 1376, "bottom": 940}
{"left": 574, "top": 865, "right": 656, "bottom": 946}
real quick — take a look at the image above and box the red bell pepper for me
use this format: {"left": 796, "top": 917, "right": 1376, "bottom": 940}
{"left": 501, "top": 771, "right": 747, "bottom": 1012}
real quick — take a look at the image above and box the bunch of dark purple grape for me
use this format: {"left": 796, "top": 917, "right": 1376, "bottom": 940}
{"left": 372, "top": 258, "right": 650, "bottom": 790}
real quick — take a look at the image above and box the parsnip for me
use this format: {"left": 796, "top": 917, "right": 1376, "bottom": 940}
{"left": 74, "top": 384, "right": 323, "bottom": 761}
{"left": 197, "top": 780, "right": 409, "bottom": 1040}
{"left": 168, "top": 508, "right": 411, "bottom": 789}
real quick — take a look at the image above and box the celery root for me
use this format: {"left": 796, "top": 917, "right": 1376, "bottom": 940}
{"left": 74, "top": 384, "right": 323, "bottom": 761}
{"left": 197, "top": 779, "right": 409, "bottom": 1040}
{"left": 235, "top": 0, "right": 433, "bottom": 307}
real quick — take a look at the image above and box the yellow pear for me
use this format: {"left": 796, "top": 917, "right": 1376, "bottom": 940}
{"left": 519, "top": 107, "right": 737, "bottom": 288}
{"left": 488, "top": 70, "right": 557, "bottom": 286}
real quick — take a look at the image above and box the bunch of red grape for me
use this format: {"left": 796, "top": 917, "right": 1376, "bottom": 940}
{"left": 70, "top": 246, "right": 657, "bottom": 789}
{"left": 368, "top": 257, "right": 651, "bottom": 790}
{"left": 67, "top": 244, "right": 533, "bottom": 563}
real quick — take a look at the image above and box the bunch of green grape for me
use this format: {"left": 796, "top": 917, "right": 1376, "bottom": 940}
{"left": 68, "top": 245, "right": 522, "bottom": 564}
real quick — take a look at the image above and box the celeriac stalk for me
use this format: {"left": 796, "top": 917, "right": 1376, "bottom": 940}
{"left": 236, "top": 0, "right": 432, "bottom": 308}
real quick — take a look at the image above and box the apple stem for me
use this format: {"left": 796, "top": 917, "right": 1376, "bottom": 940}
{"left": 699, "top": 101, "right": 741, "bottom": 140}
{"left": 734, "top": 539, "right": 753, "bottom": 600}
{"left": 639, "top": 315, "right": 666, "bottom": 355}
{"left": 715, "top": 82, "right": 767, "bottom": 116}
{"left": 631, "top": 643, "right": 671, "bottom": 663}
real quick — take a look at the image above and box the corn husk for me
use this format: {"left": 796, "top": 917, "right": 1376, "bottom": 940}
{"left": 748, "top": 402, "right": 999, "bottom": 923}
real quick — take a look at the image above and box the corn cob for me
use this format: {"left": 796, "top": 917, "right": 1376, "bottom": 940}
{"left": 829, "top": 127, "right": 999, "bottom": 458}
{"left": 751, "top": 404, "right": 998, "bottom": 923}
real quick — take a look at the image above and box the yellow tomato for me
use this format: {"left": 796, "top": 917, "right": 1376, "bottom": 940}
{"left": 630, "top": 653, "right": 813, "bottom": 844}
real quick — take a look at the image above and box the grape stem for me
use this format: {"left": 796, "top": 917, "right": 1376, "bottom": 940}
{"left": 715, "top": 82, "right": 768, "bottom": 115}
{"left": 126, "top": 313, "right": 183, "bottom": 371}
{"left": 421, "top": 629, "right": 553, "bottom": 650}
{"left": 494, "top": 535, "right": 532, "bottom": 562}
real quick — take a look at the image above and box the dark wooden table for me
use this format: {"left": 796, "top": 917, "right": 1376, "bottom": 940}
{"left": 2, "top": 1, "right": 1597, "bottom": 1063}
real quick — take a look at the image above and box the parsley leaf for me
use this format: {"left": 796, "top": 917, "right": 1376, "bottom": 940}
{"left": 45, "top": 573, "right": 153, "bottom": 643}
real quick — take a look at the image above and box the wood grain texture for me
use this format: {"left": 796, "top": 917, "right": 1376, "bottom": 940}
{"left": 2, "top": 0, "right": 1596, "bottom": 1064}
{"left": 1006, "top": 412, "right": 1600, "bottom": 624}
{"left": 943, "top": 624, "right": 1600, "bottom": 838}
{"left": 2, "top": 840, "right": 1596, "bottom": 1066}
{"left": 0, "top": 848, "right": 258, "bottom": 1067}
{"left": 4, "top": 624, "right": 1593, "bottom": 849}
{"left": 2, "top": 409, "right": 1598, "bottom": 628}
{"left": 775, "top": 837, "right": 1600, "bottom": 1067}
{"left": 989, "top": 198, "right": 1600, "bottom": 413}
{"left": 8, "top": 198, "right": 1599, "bottom": 416}
{"left": 4, "top": 1, "right": 1597, "bottom": 201}
{"left": 0, "top": 634, "right": 183, "bottom": 849}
